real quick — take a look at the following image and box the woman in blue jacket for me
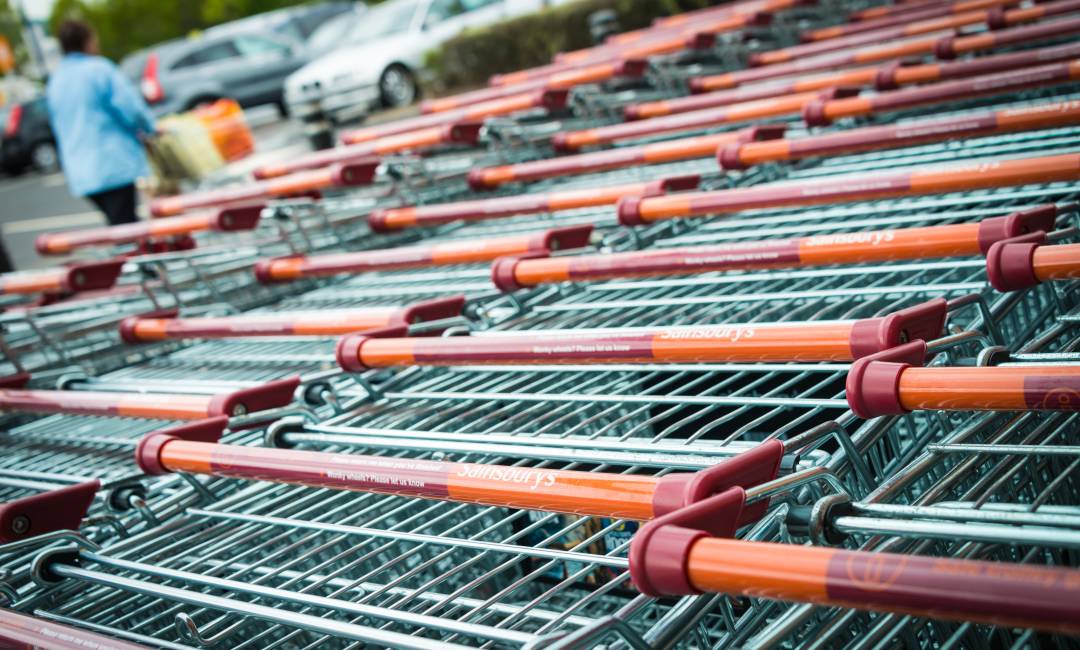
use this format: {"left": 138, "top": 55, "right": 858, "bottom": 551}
{"left": 46, "top": 20, "right": 156, "bottom": 225}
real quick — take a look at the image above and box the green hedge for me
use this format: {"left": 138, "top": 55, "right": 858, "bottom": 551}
{"left": 424, "top": 0, "right": 722, "bottom": 95}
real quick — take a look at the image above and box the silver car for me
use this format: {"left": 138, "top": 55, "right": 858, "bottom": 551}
{"left": 285, "top": 0, "right": 566, "bottom": 124}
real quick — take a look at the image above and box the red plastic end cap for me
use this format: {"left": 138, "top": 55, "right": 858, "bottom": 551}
{"left": 849, "top": 298, "right": 948, "bottom": 359}
{"left": 64, "top": 260, "right": 125, "bottom": 292}
{"left": 617, "top": 58, "right": 648, "bottom": 78}
{"left": 654, "top": 174, "right": 700, "bottom": 195}
{"left": 399, "top": 294, "right": 466, "bottom": 325}
{"left": 467, "top": 169, "right": 495, "bottom": 191}
{"left": 543, "top": 224, "right": 594, "bottom": 252}
{"left": 367, "top": 209, "right": 391, "bottom": 233}
{"left": 331, "top": 161, "right": 379, "bottom": 187}
{"left": 210, "top": 376, "right": 301, "bottom": 418}
{"left": 491, "top": 256, "right": 525, "bottom": 293}
{"left": 158, "top": 416, "right": 229, "bottom": 443}
{"left": 934, "top": 35, "right": 957, "bottom": 60}
{"left": 448, "top": 121, "right": 484, "bottom": 145}
{"left": 0, "top": 480, "right": 100, "bottom": 543}
{"left": 743, "top": 123, "right": 787, "bottom": 143}
{"left": 987, "top": 5, "right": 1008, "bottom": 29}
{"left": 845, "top": 341, "right": 926, "bottom": 418}
{"left": 336, "top": 333, "right": 372, "bottom": 372}
{"left": 802, "top": 100, "right": 830, "bottom": 127}
{"left": 214, "top": 204, "right": 264, "bottom": 231}
{"left": 118, "top": 316, "right": 143, "bottom": 344}
{"left": 652, "top": 439, "right": 784, "bottom": 519}
{"left": 617, "top": 196, "right": 646, "bottom": 226}
{"left": 630, "top": 487, "right": 749, "bottom": 597}
{"left": 717, "top": 143, "right": 747, "bottom": 170}
{"left": 747, "top": 52, "right": 765, "bottom": 67}
{"left": 623, "top": 104, "right": 644, "bottom": 121}
{"left": 253, "top": 258, "right": 280, "bottom": 284}
{"left": 34, "top": 234, "right": 52, "bottom": 256}
{"left": 687, "top": 77, "right": 707, "bottom": 94}
{"left": 977, "top": 205, "right": 1056, "bottom": 253}
{"left": 551, "top": 132, "right": 572, "bottom": 153}
{"left": 686, "top": 32, "right": 717, "bottom": 50}
{"left": 748, "top": 11, "right": 772, "bottom": 26}
{"left": 541, "top": 89, "right": 571, "bottom": 111}
{"left": 874, "top": 62, "right": 902, "bottom": 91}
{"left": 135, "top": 433, "right": 177, "bottom": 475}
{"left": 986, "top": 239, "right": 1041, "bottom": 292}
{"left": 0, "top": 372, "right": 31, "bottom": 389}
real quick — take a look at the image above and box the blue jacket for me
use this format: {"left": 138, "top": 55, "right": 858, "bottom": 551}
{"left": 46, "top": 53, "right": 156, "bottom": 197}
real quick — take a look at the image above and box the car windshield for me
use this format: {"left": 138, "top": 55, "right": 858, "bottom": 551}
{"left": 307, "top": 9, "right": 363, "bottom": 50}
{"left": 348, "top": 0, "right": 420, "bottom": 40}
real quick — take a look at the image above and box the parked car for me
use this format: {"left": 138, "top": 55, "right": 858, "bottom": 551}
{"left": 121, "top": 3, "right": 353, "bottom": 118}
{"left": 1, "top": 97, "right": 57, "bottom": 174}
{"left": 206, "top": 2, "right": 355, "bottom": 43}
{"left": 284, "top": 0, "right": 566, "bottom": 124}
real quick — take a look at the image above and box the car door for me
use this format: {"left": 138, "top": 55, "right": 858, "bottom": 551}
{"left": 233, "top": 35, "right": 302, "bottom": 105}
{"left": 168, "top": 39, "right": 244, "bottom": 108}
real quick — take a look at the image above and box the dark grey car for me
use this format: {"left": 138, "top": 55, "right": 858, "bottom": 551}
{"left": 120, "top": 3, "right": 352, "bottom": 117}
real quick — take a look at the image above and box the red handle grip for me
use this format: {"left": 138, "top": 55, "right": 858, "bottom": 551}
{"left": 555, "top": 87, "right": 856, "bottom": 152}
{"left": 986, "top": 239, "right": 1080, "bottom": 291}
{"left": 121, "top": 296, "right": 465, "bottom": 341}
{"left": 256, "top": 226, "right": 591, "bottom": 283}
{"left": 723, "top": 99, "right": 1080, "bottom": 169}
{"left": 806, "top": 0, "right": 1017, "bottom": 42}
{"left": 369, "top": 175, "right": 699, "bottom": 232}
{"left": 253, "top": 122, "right": 481, "bottom": 179}
{"left": 150, "top": 162, "right": 376, "bottom": 216}
{"left": 336, "top": 300, "right": 946, "bottom": 371}
{"left": 140, "top": 426, "right": 782, "bottom": 523}
{"left": 757, "top": 6, "right": 999, "bottom": 67}
{"left": 0, "top": 377, "right": 298, "bottom": 420}
{"left": 0, "top": 259, "right": 124, "bottom": 296}
{"left": 422, "top": 60, "right": 645, "bottom": 114}
{"left": 340, "top": 89, "right": 568, "bottom": 145}
{"left": 937, "top": 14, "right": 1080, "bottom": 59}
{"left": 618, "top": 152, "right": 1080, "bottom": 225}
{"left": 497, "top": 207, "right": 1057, "bottom": 289}
{"left": 0, "top": 609, "right": 151, "bottom": 649}
{"left": 804, "top": 59, "right": 1080, "bottom": 126}
{"left": 848, "top": 342, "right": 1080, "bottom": 416}
{"left": 35, "top": 205, "right": 263, "bottom": 255}
{"left": 631, "top": 494, "right": 1080, "bottom": 635}
{"left": 0, "top": 480, "right": 98, "bottom": 543}
{"left": 468, "top": 125, "right": 783, "bottom": 190}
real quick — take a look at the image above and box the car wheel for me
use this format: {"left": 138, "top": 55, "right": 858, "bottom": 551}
{"left": 379, "top": 65, "right": 418, "bottom": 109}
{"left": 30, "top": 142, "right": 58, "bottom": 173}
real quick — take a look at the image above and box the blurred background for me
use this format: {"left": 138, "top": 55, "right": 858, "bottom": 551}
{"left": 0, "top": 0, "right": 715, "bottom": 272}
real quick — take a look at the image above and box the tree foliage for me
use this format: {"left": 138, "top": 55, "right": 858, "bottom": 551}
{"left": 47, "top": 0, "right": 324, "bottom": 61}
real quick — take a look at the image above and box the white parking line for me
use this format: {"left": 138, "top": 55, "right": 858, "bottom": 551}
{"left": 2, "top": 210, "right": 103, "bottom": 235}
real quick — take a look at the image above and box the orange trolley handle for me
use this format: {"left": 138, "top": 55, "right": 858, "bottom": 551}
{"left": 617, "top": 152, "right": 1080, "bottom": 225}
{"left": 0, "top": 376, "right": 298, "bottom": 420}
{"left": 468, "top": 126, "right": 783, "bottom": 190}
{"left": 986, "top": 238, "right": 1080, "bottom": 291}
{"left": 0, "top": 480, "right": 99, "bottom": 544}
{"left": 137, "top": 419, "right": 785, "bottom": 524}
{"left": 804, "top": 0, "right": 1018, "bottom": 43}
{"left": 803, "top": 59, "right": 1080, "bottom": 126}
{"left": 335, "top": 299, "right": 947, "bottom": 371}
{"left": 629, "top": 481, "right": 1080, "bottom": 635}
{"left": 368, "top": 175, "right": 699, "bottom": 232}
{"left": 118, "top": 296, "right": 466, "bottom": 343}
{"left": 493, "top": 206, "right": 1058, "bottom": 290}
{"left": 0, "top": 610, "right": 151, "bottom": 650}
{"left": 0, "top": 259, "right": 125, "bottom": 296}
{"left": 723, "top": 100, "right": 1080, "bottom": 169}
{"left": 34, "top": 205, "right": 263, "bottom": 256}
{"left": 149, "top": 162, "right": 376, "bottom": 217}
{"left": 252, "top": 122, "right": 482, "bottom": 180}
{"left": 847, "top": 341, "right": 1080, "bottom": 417}
{"left": 339, "top": 89, "right": 569, "bottom": 145}
{"left": 255, "top": 226, "right": 592, "bottom": 283}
